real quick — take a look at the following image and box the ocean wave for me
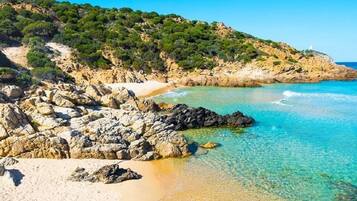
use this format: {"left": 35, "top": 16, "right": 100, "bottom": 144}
{"left": 272, "top": 99, "right": 292, "bottom": 106}
{"left": 162, "top": 91, "right": 188, "bottom": 98}
{"left": 282, "top": 90, "right": 357, "bottom": 102}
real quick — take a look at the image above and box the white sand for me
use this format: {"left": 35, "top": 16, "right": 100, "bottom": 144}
{"left": 0, "top": 158, "right": 283, "bottom": 201}
{"left": 106, "top": 81, "right": 174, "bottom": 97}
{"left": 1, "top": 46, "right": 29, "bottom": 68}
{"left": 0, "top": 159, "right": 165, "bottom": 201}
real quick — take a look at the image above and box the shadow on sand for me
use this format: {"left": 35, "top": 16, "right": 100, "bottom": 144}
{"left": 7, "top": 169, "right": 25, "bottom": 186}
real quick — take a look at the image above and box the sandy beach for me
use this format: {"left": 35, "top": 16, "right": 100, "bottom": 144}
{"left": 106, "top": 81, "right": 177, "bottom": 98}
{"left": 0, "top": 158, "right": 283, "bottom": 201}
{"left": 0, "top": 159, "right": 167, "bottom": 201}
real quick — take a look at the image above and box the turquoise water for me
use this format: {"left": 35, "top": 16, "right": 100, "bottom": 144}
{"left": 155, "top": 72, "right": 357, "bottom": 200}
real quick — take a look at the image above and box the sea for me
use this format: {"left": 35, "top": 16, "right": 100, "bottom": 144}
{"left": 154, "top": 62, "right": 357, "bottom": 201}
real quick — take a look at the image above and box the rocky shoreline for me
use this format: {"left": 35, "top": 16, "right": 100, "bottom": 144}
{"left": 0, "top": 82, "right": 254, "bottom": 161}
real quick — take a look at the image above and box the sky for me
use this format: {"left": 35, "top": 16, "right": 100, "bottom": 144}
{"left": 67, "top": 0, "right": 357, "bottom": 61}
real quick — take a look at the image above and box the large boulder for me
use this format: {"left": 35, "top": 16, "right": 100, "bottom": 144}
{"left": 68, "top": 164, "right": 142, "bottom": 184}
{"left": 92, "top": 163, "right": 141, "bottom": 184}
{"left": 160, "top": 104, "right": 254, "bottom": 130}
{"left": 0, "top": 157, "right": 19, "bottom": 166}
{"left": 36, "top": 102, "right": 55, "bottom": 115}
{"left": 0, "top": 103, "right": 35, "bottom": 139}
{"left": 0, "top": 133, "right": 70, "bottom": 158}
{"left": 0, "top": 165, "right": 4, "bottom": 176}
{"left": 0, "top": 85, "right": 23, "bottom": 99}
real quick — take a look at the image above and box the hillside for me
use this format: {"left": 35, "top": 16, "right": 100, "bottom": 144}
{"left": 0, "top": 0, "right": 356, "bottom": 87}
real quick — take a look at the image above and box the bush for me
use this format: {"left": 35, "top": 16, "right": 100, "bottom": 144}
{"left": 0, "top": 67, "right": 17, "bottom": 81}
{"left": 273, "top": 61, "right": 282, "bottom": 66}
{"left": 31, "top": 66, "right": 66, "bottom": 81}
{"left": 27, "top": 49, "right": 56, "bottom": 68}
{"left": 16, "top": 71, "right": 33, "bottom": 86}
{"left": 22, "top": 21, "right": 56, "bottom": 38}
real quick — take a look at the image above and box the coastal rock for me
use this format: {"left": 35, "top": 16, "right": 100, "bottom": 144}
{"left": 156, "top": 141, "right": 182, "bottom": 158}
{"left": 0, "top": 92, "right": 10, "bottom": 103}
{"left": 36, "top": 103, "right": 55, "bottom": 115}
{"left": 69, "top": 164, "right": 142, "bottom": 184}
{"left": 0, "top": 164, "right": 4, "bottom": 176}
{"left": 0, "top": 157, "right": 19, "bottom": 166}
{"left": 0, "top": 85, "right": 23, "bottom": 99}
{"left": 0, "top": 133, "right": 70, "bottom": 158}
{"left": 68, "top": 167, "right": 96, "bottom": 182}
{"left": 161, "top": 104, "right": 254, "bottom": 130}
{"left": 0, "top": 82, "right": 253, "bottom": 161}
{"left": 200, "top": 142, "right": 220, "bottom": 149}
{"left": 92, "top": 163, "right": 142, "bottom": 184}
{"left": 52, "top": 93, "right": 76, "bottom": 108}
{"left": 0, "top": 103, "right": 35, "bottom": 137}
{"left": 224, "top": 111, "right": 255, "bottom": 127}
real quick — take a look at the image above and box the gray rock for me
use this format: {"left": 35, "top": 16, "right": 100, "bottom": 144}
{"left": 0, "top": 165, "right": 5, "bottom": 176}
{"left": 0, "top": 85, "right": 23, "bottom": 99}
{"left": 68, "top": 167, "right": 96, "bottom": 182}
{"left": 0, "top": 103, "right": 35, "bottom": 136}
{"left": 116, "top": 149, "right": 130, "bottom": 160}
{"left": 52, "top": 93, "right": 75, "bottom": 108}
{"left": 36, "top": 103, "right": 55, "bottom": 115}
{"left": 69, "top": 164, "right": 142, "bottom": 184}
{"left": 92, "top": 163, "right": 142, "bottom": 184}
{"left": 0, "top": 157, "right": 19, "bottom": 166}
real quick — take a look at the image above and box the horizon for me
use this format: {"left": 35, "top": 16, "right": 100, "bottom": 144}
{"left": 64, "top": 0, "right": 357, "bottom": 62}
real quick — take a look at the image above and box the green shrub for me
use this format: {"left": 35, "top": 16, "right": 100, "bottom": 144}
{"left": 31, "top": 66, "right": 65, "bottom": 81}
{"left": 288, "top": 57, "right": 298, "bottom": 63}
{"left": 16, "top": 72, "right": 33, "bottom": 86}
{"left": 22, "top": 21, "right": 56, "bottom": 38}
{"left": 273, "top": 61, "right": 282, "bottom": 66}
{"left": 0, "top": 67, "right": 17, "bottom": 79}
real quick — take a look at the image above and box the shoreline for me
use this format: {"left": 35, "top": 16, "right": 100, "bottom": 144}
{"left": 105, "top": 77, "right": 357, "bottom": 100}
{"left": 105, "top": 81, "right": 178, "bottom": 98}
{"left": 0, "top": 158, "right": 283, "bottom": 201}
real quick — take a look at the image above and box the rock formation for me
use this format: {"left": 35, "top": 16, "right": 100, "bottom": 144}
{"left": 68, "top": 164, "right": 142, "bottom": 184}
{"left": 0, "top": 83, "right": 254, "bottom": 160}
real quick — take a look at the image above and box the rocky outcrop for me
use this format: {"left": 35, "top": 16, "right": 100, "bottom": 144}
{"left": 0, "top": 157, "right": 19, "bottom": 166}
{"left": 0, "top": 82, "right": 254, "bottom": 160}
{"left": 68, "top": 164, "right": 142, "bottom": 184}
{"left": 0, "top": 85, "right": 24, "bottom": 99}
{"left": 0, "top": 164, "right": 4, "bottom": 176}
{"left": 160, "top": 104, "right": 254, "bottom": 130}
{"left": 0, "top": 103, "right": 35, "bottom": 138}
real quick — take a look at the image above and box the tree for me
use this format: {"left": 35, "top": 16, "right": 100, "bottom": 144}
{"left": 22, "top": 21, "right": 56, "bottom": 38}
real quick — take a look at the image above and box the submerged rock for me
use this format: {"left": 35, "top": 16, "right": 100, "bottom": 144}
{"left": 200, "top": 142, "right": 220, "bottom": 149}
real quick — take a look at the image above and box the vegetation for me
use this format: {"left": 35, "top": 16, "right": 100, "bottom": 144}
{"left": 0, "top": 0, "right": 272, "bottom": 72}
{"left": 25, "top": 37, "right": 70, "bottom": 81}
{"left": 273, "top": 61, "right": 281, "bottom": 66}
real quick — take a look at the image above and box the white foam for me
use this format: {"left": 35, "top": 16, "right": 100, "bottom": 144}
{"left": 163, "top": 91, "right": 188, "bottom": 98}
{"left": 272, "top": 99, "right": 291, "bottom": 106}
{"left": 282, "top": 90, "right": 357, "bottom": 102}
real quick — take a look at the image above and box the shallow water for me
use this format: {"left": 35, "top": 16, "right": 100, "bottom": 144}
{"left": 155, "top": 79, "right": 357, "bottom": 201}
